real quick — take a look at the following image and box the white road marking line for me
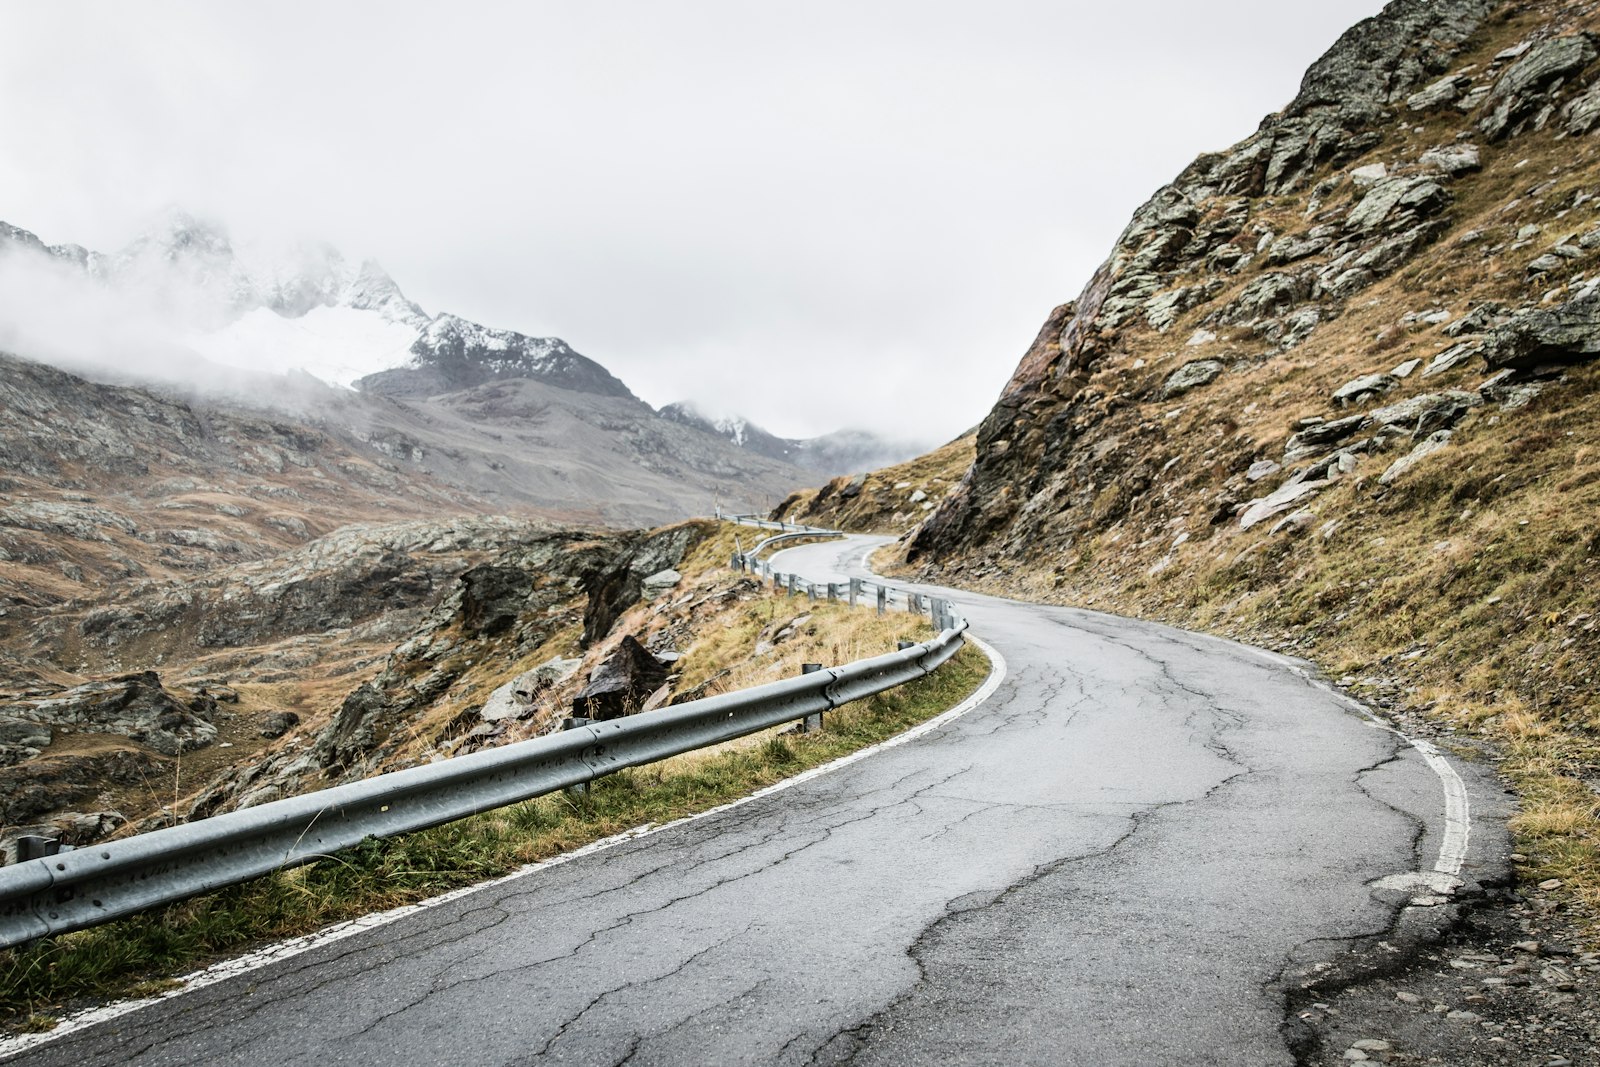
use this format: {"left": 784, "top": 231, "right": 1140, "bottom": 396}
{"left": 0, "top": 639, "right": 1007, "bottom": 1061}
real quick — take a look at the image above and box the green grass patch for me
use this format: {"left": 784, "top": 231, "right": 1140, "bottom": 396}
{"left": 0, "top": 642, "right": 989, "bottom": 1028}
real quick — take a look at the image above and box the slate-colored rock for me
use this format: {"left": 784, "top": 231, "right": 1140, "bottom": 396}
{"left": 1480, "top": 34, "right": 1599, "bottom": 140}
{"left": 1368, "top": 391, "right": 1482, "bottom": 435}
{"left": 1345, "top": 176, "right": 1450, "bottom": 234}
{"left": 1562, "top": 82, "right": 1600, "bottom": 135}
{"left": 1379, "top": 430, "right": 1455, "bottom": 485}
{"left": 1482, "top": 288, "right": 1600, "bottom": 370}
{"left": 1332, "top": 373, "right": 1399, "bottom": 407}
{"left": 1417, "top": 143, "right": 1481, "bottom": 176}
{"left": 572, "top": 636, "right": 670, "bottom": 721}
{"left": 258, "top": 711, "right": 300, "bottom": 739}
{"left": 11, "top": 671, "right": 218, "bottom": 757}
{"left": 1162, "top": 360, "right": 1225, "bottom": 398}
{"left": 1284, "top": 414, "right": 1368, "bottom": 462}
{"left": 641, "top": 568, "right": 682, "bottom": 600}
{"left": 459, "top": 564, "right": 534, "bottom": 637}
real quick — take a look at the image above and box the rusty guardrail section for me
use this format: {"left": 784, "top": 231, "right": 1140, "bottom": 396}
{"left": 0, "top": 518, "right": 967, "bottom": 949}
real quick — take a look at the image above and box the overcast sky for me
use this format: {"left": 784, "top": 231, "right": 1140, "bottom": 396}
{"left": 0, "top": 1, "right": 1388, "bottom": 442}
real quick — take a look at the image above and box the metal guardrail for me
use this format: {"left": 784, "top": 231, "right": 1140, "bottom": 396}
{"left": 0, "top": 519, "right": 968, "bottom": 949}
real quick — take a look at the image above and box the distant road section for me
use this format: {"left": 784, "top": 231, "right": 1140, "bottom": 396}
{"left": 4, "top": 536, "right": 1502, "bottom": 1066}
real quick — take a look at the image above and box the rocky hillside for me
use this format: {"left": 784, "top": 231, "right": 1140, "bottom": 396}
{"left": 884, "top": 0, "right": 1600, "bottom": 917}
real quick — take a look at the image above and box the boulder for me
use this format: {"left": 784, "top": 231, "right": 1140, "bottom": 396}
{"left": 1350, "top": 162, "right": 1389, "bottom": 187}
{"left": 479, "top": 657, "right": 582, "bottom": 722}
{"left": 1239, "top": 478, "right": 1330, "bottom": 530}
{"left": 1406, "top": 74, "right": 1471, "bottom": 111}
{"left": 1368, "top": 391, "right": 1482, "bottom": 435}
{"left": 1481, "top": 288, "right": 1600, "bottom": 370}
{"left": 1561, "top": 82, "right": 1600, "bottom": 135}
{"left": 1332, "top": 373, "right": 1399, "bottom": 407}
{"left": 1344, "top": 176, "right": 1449, "bottom": 234}
{"left": 258, "top": 711, "right": 300, "bottom": 739}
{"left": 1379, "top": 430, "right": 1454, "bottom": 485}
{"left": 13, "top": 671, "right": 218, "bottom": 756}
{"left": 641, "top": 568, "right": 682, "bottom": 600}
{"left": 572, "top": 636, "right": 670, "bottom": 721}
{"left": 1417, "top": 143, "right": 1482, "bottom": 176}
{"left": 1480, "top": 34, "right": 1599, "bottom": 140}
{"left": 458, "top": 564, "right": 534, "bottom": 637}
{"left": 1284, "top": 413, "right": 1367, "bottom": 461}
{"left": 1422, "top": 341, "right": 1482, "bottom": 377}
{"left": 1161, "top": 360, "right": 1225, "bottom": 398}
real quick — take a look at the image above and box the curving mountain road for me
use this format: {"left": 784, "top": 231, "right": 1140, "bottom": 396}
{"left": 2, "top": 536, "right": 1506, "bottom": 1066}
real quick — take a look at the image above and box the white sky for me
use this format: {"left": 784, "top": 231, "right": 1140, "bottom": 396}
{"left": 0, "top": 1, "right": 1388, "bottom": 442}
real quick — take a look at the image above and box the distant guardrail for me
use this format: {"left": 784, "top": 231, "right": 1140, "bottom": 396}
{"left": 0, "top": 517, "right": 969, "bottom": 949}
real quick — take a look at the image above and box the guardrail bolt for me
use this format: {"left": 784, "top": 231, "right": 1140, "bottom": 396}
{"left": 801, "top": 663, "right": 824, "bottom": 733}
{"left": 561, "top": 716, "right": 594, "bottom": 795}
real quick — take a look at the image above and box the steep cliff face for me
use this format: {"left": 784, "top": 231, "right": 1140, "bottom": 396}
{"left": 901, "top": 0, "right": 1600, "bottom": 905}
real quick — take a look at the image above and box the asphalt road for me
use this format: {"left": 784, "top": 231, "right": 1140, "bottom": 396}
{"left": 2, "top": 536, "right": 1505, "bottom": 1066}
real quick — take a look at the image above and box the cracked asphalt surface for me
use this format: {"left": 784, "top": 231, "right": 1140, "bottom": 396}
{"left": 5, "top": 536, "right": 1505, "bottom": 1066}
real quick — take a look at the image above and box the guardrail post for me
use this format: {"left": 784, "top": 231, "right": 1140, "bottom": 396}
{"left": 876, "top": 585, "right": 887, "bottom": 616}
{"left": 807, "top": 582, "right": 817, "bottom": 603}
{"left": 787, "top": 574, "right": 798, "bottom": 597}
{"left": 897, "top": 640, "right": 916, "bottom": 651}
{"left": 801, "top": 663, "right": 824, "bottom": 732}
{"left": 561, "top": 717, "right": 593, "bottom": 795}
{"left": 15, "top": 835, "right": 60, "bottom": 862}
{"left": 849, "top": 578, "right": 860, "bottom": 608}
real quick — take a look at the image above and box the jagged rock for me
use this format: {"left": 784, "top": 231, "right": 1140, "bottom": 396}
{"left": 1445, "top": 302, "right": 1507, "bottom": 336}
{"left": 1268, "top": 509, "right": 1318, "bottom": 537}
{"left": 1562, "top": 82, "right": 1600, "bottom": 135}
{"left": 1279, "top": 0, "right": 1493, "bottom": 125}
{"left": 641, "top": 569, "right": 682, "bottom": 600}
{"left": 1246, "top": 460, "right": 1282, "bottom": 482}
{"left": 1482, "top": 288, "right": 1600, "bottom": 370}
{"left": 1368, "top": 391, "right": 1481, "bottom": 434}
{"left": 459, "top": 564, "right": 534, "bottom": 637}
{"left": 1239, "top": 478, "right": 1330, "bottom": 530}
{"left": 1391, "top": 358, "right": 1421, "bottom": 378}
{"left": 1162, "top": 360, "right": 1225, "bottom": 398}
{"left": 1480, "top": 34, "right": 1599, "bottom": 140}
{"left": 1144, "top": 282, "right": 1222, "bottom": 331}
{"left": 7, "top": 671, "right": 218, "bottom": 756}
{"left": 258, "top": 711, "right": 299, "bottom": 738}
{"left": 1267, "top": 229, "right": 1336, "bottom": 265}
{"left": 1350, "top": 163, "right": 1389, "bottom": 187}
{"left": 582, "top": 524, "right": 698, "bottom": 646}
{"left": 1344, "top": 176, "right": 1450, "bottom": 235}
{"left": 479, "top": 656, "right": 583, "bottom": 723}
{"left": 1332, "top": 373, "right": 1399, "bottom": 407}
{"left": 1219, "top": 272, "right": 1314, "bottom": 324}
{"left": 1407, "top": 74, "right": 1471, "bottom": 111}
{"left": 1284, "top": 414, "right": 1367, "bottom": 461}
{"left": 1417, "top": 143, "right": 1482, "bottom": 176}
{"left": 315, "top": 682, "right": 392, "bottom": 770}
{"left": 1379, "top": 430, "right": 1454, "bottom": 485}
{"left": 0, "top": 717, "right": 53, "bottom": 767}
{"left": 1423, "top": 341, "right": 1483, "bottom": 377}
{"left": 1480, "top": 369, "right": 1548, "bottom": 410}
{"left": 572, "top": 636, "right": 670, "bottom": 721}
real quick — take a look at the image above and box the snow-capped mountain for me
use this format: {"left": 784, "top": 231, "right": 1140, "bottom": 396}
{"left": 659, "top": 400, "right": 929, "bottom": 477}
{"left": 0, "top": 210, "right": 627, "bottom": 399}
